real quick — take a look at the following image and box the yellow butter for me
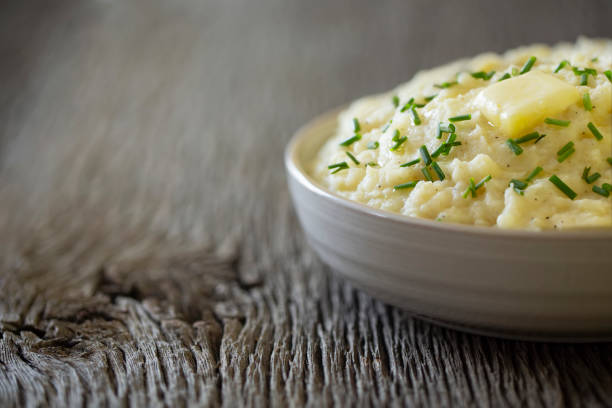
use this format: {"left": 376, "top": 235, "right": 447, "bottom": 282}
{"left": 474, "top": 71, "right": 579, "bottom": 138}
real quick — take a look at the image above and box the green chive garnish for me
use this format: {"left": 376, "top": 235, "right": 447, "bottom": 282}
{"left": 498, "top": 73, "right": 511, "bottom": 81}
{"left": 549, "top": 175, "right": 577, "bottom": 199}
{"left": 449, "top": 114, "right": 471, "bottom": 122}
{"left": 437, "top": 123, "right": 455, "bottom": 139}
{"left": 390, "top": 135, "right": 407, "bottom": 151}
{"left": 557, "top": 141, "right": 574, "bottom": 156}
{"left": 471, "top": 71, "right": 495, "bottom": 80}
{"left": 607, "top": 157, "right": 612, "bottom": 166}
{"left": 534, "top": 134, "right": 547, "bottom": 144}
{"left": 400, "top": 97, "right": 414, "bottom": 112}
{"left": 419, "top": 145, "right": 432, "bottom": 166}
{"left": 400, "top": 158, "right": 421, "bottom": 167}
{"left": 592, "top": 185, "right": 610, "bottom": 197}
{"left": 410, "top": 107, "right": 422, "bottom": 125}
{"left": 603, "top": 183, "right": 612, "bottom": 193}
{"left": 421, "top": 167, "right": 433, "bottom": 181}
{"left": 583, "top": 93, "right": 592, "bottom": 111}
{"left": 463, "top": 178, "right": 477, "bottom": 198}
{"left": 604, "top": 70, "right": 612, "bottom": 83}
{"left": 424, "top": 94, "right": 437, "bottom": 102}
{"left": 587, "top": 122, "right": 603, "bottom": 141}
{"left": 339, "top": 134, "right": 361, "bottom": 146}
{"left": 394, "top": 181, "right": 418, "bottom": 190}
{"left": 554, "top": 60, "right": 570, "bottom": 73}
{"left": 346, "top": 151, "right": 360, "bottom": 165}
{"left": 580, "top": 73, "right": 588, "bottom": 86}
{"left": 509, "top": 179, "right": 528, "bottom": 195}
{"left": 392, "top": 95, "right": 400, "bottom": 108}
{"left": 328, "top": 161, "right": 349, "bottom": 174}
{"left": 367, "top": 141, "right": 379, "bottom": 149}
{"left": 366, "top": 162, "right": 378, "bottom": 167}
{"left": 557, "top": 142, "right": 575, "bottom": 163}
{"left": 519, "top": 56, "right": 536, "bottom": 74}
{"left": 475, "top": 175, "right": 492, "bottom": 190}
{"left": 525, "top": 166, "right": 543, "bottom": 182}
{"left": 431, "top": 162, "right": 445, "bottom": 181}
{"left": 545, "top": 118, "right": 571, "bottom": 127}
{"left": 514, "top": 132, "right": 540, "bottom": 144}
{"left": 512, "top": 67, "right": 519, "bottom": 76}
{"left": 434, "top": 81, "right": 458, "bottom": 89}
{"left": 353, "top": 118, "right": 361, "bottom": 132}
{"left": 506, "top": 139, "right": 523, "bottom": 156}
{"left": 581, "top": 166, "right": 601, "bottom": 184}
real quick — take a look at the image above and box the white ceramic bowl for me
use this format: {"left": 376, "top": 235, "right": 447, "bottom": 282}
{"left": 285, "top": 107, "right": 612, "bottom": 341}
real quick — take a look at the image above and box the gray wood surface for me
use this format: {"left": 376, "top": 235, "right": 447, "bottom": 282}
{"left": 1, "top": 0, "right": 612, "bottom": 406}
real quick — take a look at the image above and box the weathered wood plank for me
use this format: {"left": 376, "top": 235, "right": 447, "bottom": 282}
{"left": 1, "top": 0, "right": 612, "bottom": 406}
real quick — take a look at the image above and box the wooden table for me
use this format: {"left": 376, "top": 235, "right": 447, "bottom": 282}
{"left": 1, "top": 0, "right": 611, "bottom": 406}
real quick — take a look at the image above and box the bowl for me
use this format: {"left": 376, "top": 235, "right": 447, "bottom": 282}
{"left": 285, "top": 107, "right": 612, "bottom": 341}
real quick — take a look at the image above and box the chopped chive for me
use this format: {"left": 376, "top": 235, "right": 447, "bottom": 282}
{"left": 424, "top": 94, "right": 437, "bottom": 102}
{"left": 431, "top": 144, "right": 445, "bottom": 158}
{"left": 400, "top": 97, "right": 414, "bottom": 112}
{"left": 525, "top": 166, "right": 543, "bottom": 182}
{"left": 419, "top": 145, "right": 432, "bottom": 166}
{"left": 328, "top": 161, "right": 349, "bottom": 174}
{"left": 434, "top": 81, "right": 458, "bottom": 89}
{"left": 534, "top": 134, "right": 547, "bottom": 144}
{"left": 554, "top": 60, "right": 570, "bottom": 73}
{"left": 592, "top": 185, "right": 610, "bottom": 197}
{"left": 498, "top": 73, "right": 511, "bottom": 81}
{"left": 431, "top": 162, "right": 445, "bottom": 181}
{"left": 592, "top": 57, "right": 599, "bottom": 62}
{"left": 463, "top": 178, "right": 477, "bottom": 198}
{"left": 583, "top": 93, "right": 592, "bottom": 111}
{"left": 603, "top": 183, "right": 612, "bottom": 193}
{"left": 587, "top": 122, "right": 603, "bottom": 141}
{"left": 367, "top": 141, "right": 379, "bottom": 150}
{"left": 514, "top": 132, "right": 540, "bottom": 144}
{"left": 339, "top": 134, "right": 361, "bottom": 146}
{"left": 381, "top": 120, "right": 392, "bottom": 133}
{"left": 400, "top": 158, "right": 420, "bottom": 167}
{"left": 352, "top": 118, "right": 361, "bottom": 132}
{"left": 582, "top": 166, "right": 601, "bottom": 184}
{"left": 410, "top": 107, "right": 422, "bottom": 125}
{"left": 607, "top": 157, "right": 612, "bottom": 166}
{"left": 587, "top": 173, "right": 601, "bottom": 184}
{"left": 580, "top": 73, "right": 588, "bottom": 86}
{"left": 519, "top": 56, "right": 536, "bottom": 74}
{"left": 475, "top": 175, "right": 492, "bottom": 190}
{"left": 506, "top": 139, "right": 523, "bottom": 156}
{"left": 449, "top": 114, "right": 471, "bottom": 122}
{"left": 545, "top": 118, "right": 571, "bottom": 127}
{"left": 345, "top": 151, "right": 360, "bottom": 165}
{"left": 549, "top": 175, "right": 577, "bottom": 199}
{"left": 604, "top": 70, "right": 612, "bottom": 83}
{"left": 511, "top": 67, "right": 519, "bottom": 76}
{"left": 421, "top": 167, "right": 433, "bottom": 181}
{"left": 392, "top": 95, "right": 400, "bottom": 108}
{"left": 573, "top": 67, "right": 597, "bottom": 76}
{"left": 390, "top": 136, "right": 407, "bottom": 151}
{"left": 394, "top": 181, "right": 418, "bottom": 190}
{"left": 557, "top": 148, "right": 575, "bottom": 163}
{"left": 509, "top": 179, "right": 528, "bottom": 195}
{"left": 392, "top": 129, "right": 400, "bottom": 141}
{"left": 413, "top": 103, "right": 426, "bottom": 108}
{"left": 557, "top": 141, "right": 574, "bottom": 156}
{"left": 437, "top": 122, "right": 455, "bottom": 139}
{"left": 471, "top": 70, "right": 496, "bottom": 80}
{"left": 365, "top": 161, "right": 378, "bottom": 167}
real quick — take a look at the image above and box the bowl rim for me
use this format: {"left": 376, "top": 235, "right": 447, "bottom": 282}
{"left": 285, "top": 106, "right": 612, "bottom": 240}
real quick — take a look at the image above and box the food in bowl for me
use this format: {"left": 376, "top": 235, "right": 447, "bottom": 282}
{"left": 311, "top": 38, "right": 612, "bottom": 230}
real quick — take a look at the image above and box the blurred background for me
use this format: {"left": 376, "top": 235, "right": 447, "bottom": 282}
{"left": 0, "top": 0, "right": 610, "bottom": 239}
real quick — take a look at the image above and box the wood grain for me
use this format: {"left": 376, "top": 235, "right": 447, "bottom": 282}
{"left": 1, "top": 0, "right": 612, "bottom": 406}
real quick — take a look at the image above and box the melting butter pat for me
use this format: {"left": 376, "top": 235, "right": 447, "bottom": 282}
{"left": 474, "top": 71, "right": 579, "bottom": 137}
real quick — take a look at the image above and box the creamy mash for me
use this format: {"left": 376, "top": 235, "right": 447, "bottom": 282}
{"left": 312, "top": 38, "right": 612, "bottom": 230}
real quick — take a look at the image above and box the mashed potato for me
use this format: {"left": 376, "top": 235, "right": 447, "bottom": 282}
{"left": 312, "top": 38, "right": 612, "bottom": 230}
